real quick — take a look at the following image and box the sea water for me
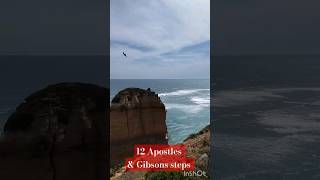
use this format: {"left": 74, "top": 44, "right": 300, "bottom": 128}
{"left": 110, "top": 79, "right": 210, "bottom": 144}
{"left": 213, "top": 55, "right": 320, "bottom": 179}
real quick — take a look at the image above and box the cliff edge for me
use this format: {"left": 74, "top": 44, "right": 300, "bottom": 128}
{"left": 110, "top": 88, "right": 168, "bottom": 166}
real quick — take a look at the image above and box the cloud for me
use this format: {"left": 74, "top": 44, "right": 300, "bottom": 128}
{"left": 110, "top": 0, "right": 210, "bottom": 79}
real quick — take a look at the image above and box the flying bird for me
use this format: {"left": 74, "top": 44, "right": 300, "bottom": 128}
{"left": 123, "top": 52, "right": 127, "bottom": 57}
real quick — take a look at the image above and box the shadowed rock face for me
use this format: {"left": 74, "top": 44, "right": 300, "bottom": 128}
{"left": 110, "top": 88, "right": 168, "bottom": 166}
{"left": 0, "top": 83, "right": 107, "bottom": 180}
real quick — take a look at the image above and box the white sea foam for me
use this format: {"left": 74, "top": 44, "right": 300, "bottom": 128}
{"left": 159, "top": 89, "right": 209, "bottom": 97}
{"left": 161, "top": 89, "right": 210, "bottom": 113}
{"left": 190, "top": 96, "right": 210, "bottom": 106}
{"left": 165, "top": 103, "right": 205, "bottom": 113}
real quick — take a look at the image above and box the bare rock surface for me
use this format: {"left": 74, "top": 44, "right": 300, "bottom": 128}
{"left": 0, "top": 83, "right": 107, "bottom": 180}
{"left": 110, "top": 88, "right": 168, "bottom": 166}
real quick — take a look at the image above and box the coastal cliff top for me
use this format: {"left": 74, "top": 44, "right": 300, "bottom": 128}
{"left": 111, "top": 88, "right": 164, "bottom": 109}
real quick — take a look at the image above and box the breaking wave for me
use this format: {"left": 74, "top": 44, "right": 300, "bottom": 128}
{"left": 159, "top": 89, "right": 209, "bottom": 97}
{"left": 161, "top": 89, "right": 210, "bottom": 114}
{"left": 165, "top": 103, "right": 205, "bottom": 114}
{"left": 190, "top": 96, "right": 210, "bottom": 106}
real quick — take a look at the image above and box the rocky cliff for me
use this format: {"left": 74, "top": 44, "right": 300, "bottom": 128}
{"left": 111, "top": 125, "right": 211, "bottom": 180}
{"left": 110, "top": 88, "right": 168, "bottom": 166}
{"left": 184, "top": 125, "right": 210, "bottom": 174}
{"left": 0, "top": 83, "right": 107, "bottom": 180}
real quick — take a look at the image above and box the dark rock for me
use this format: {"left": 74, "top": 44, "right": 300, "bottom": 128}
{"left": 0, "top": 82, "right": 107, "bottom": 180}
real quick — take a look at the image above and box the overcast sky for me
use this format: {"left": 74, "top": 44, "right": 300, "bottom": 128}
{"left": 0, "top": 0, "right": 107, "bottom": 55}
{"left": 110, "top": 0, "right": 210, "bottom": 79}
{"left": 214, "top": 0, "right": 320, "bottom": 55}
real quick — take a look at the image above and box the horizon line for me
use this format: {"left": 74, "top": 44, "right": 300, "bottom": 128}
{"left": 110, "top": 78, "right": 210, "bottom": 80}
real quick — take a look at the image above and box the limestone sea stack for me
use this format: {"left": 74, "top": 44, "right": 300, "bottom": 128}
{"left": 0, "top": 83, "right": 107, "bottom": 180}
{"left": 110, "top": 88, "right": 168, "bottom": 166}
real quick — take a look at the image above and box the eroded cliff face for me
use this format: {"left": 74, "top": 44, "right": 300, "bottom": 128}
{"left": 0, "top": 83, "right": 107, "bottom": 180}
{"left": 110, "top": 88, "right": 168, "bottom": 166}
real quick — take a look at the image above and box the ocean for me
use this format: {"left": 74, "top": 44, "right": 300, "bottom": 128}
{"left": 110, "top": 79, "right": 210, "bottom": 144}
{"left": 0, "top": 93, "right": 21, "bottom": 133}
{"left": 212, "top": 55, "right": 320, "bottom": 180}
